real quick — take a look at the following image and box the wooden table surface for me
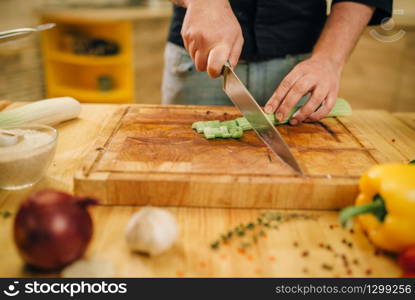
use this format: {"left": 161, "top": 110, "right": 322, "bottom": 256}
{"left": 1, "top": 102, "right": 414, "bottom": 278}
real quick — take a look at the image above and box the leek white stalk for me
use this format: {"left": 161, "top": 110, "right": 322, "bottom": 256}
{"left": 0, "top": 97, "right": 81, "bottom": 128}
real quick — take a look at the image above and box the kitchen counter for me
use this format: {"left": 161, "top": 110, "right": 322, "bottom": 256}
{"left": 0, "top": 101, "right": 414, "bottom": 277}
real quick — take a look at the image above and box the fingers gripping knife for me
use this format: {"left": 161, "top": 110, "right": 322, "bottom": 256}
{"left": 221, "top": 61, "right": 304, "bottom": 175}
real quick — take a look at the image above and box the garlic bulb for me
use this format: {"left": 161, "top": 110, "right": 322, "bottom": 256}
{"left": 125, "top": 207, "right": 178, "bottom": 256}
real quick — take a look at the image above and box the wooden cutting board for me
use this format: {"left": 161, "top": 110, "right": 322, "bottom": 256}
{"left": 74, "top": 105, "right": 415, "bottom": 209}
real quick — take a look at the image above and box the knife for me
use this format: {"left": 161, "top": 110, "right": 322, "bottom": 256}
{"left": 222, "top": 61, "right": 304, "bottom": 176}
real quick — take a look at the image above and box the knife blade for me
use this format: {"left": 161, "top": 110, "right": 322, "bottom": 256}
{"left": 222, "top": 61, "right": 304, "bottom": 176}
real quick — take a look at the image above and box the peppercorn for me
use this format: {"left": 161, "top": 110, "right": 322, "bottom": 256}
{"left": 211, "top": 241, "right": 220, "bottom": 250}
{"left": 321, "top": 263, "right": 333, "bottom": 271}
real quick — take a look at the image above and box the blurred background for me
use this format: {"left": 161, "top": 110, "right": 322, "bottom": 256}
{"left": 0, "top": 0, "right": 414, "bottom": 111}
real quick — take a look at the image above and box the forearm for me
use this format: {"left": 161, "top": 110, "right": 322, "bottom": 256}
{"left": 312, "top": 2, "right": 375, "bottom": 69}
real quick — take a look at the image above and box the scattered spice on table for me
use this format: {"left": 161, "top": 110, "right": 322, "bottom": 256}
{"left": 246, "top": 222, "right": 255, "bottom": 230}
{"left": 255, "top": 268, "right": 263, "bottom": 275}
{"left": 211, "top": 241, "right": 220, "bottom": 250}
{"left": 240, "top": 242, "right": 250, "bottom": 250}
{"left": 341, "top": 254, "right": 349, "bottom": 268}
{"left": 321, "top": 263, "right": 333, "bottom": 271}
{"left": 302, "top": 231, "right": 395, "bottom": 276}
{"left": 1, "top": 210, "right": 11, "bottom": 218}
{"left": 209, "top": 211, "right": 387, "bottom": 277}
{"left": 209, "top": 211, "right": 318, "bottom": 251}
{"left": 341, "top": 238, "right": 354, "bottom": 249}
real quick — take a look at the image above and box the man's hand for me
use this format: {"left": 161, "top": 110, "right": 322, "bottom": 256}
{"left": 264, "top": 2, "right": 375, "bottom": 124}
{"left": 180, "top": 0, "right": 243, "bottom": 78}
{"left": 264, "top": 56, "right": 341, "bottom": 125}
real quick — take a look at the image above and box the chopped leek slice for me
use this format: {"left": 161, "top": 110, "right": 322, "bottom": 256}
{"left": 192, "top": 98, "right": 352, "bottom": 140}
{"left": 221, "top": 120, "right": 238, "bottom": 130}
{"left": 194, "top": 120, "right": 220, "bottom": 133}
{"left": 235, "top": 117, "right": 252, "bottom": 131}
{"left": 229, "top": 127, "right": 243, "bottom": 139}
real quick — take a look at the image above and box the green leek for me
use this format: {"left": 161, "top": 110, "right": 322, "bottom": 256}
{"left": 192, "top": 97, "right": 352, "bottom": 140}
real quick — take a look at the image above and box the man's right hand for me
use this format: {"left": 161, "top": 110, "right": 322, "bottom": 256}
{"left": 179, "top": 0, "right": 244, "bottom": 78}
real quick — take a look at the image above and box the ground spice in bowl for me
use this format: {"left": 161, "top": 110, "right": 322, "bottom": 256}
{"left": 0, "top": 125, "right": 57, "bottom": 190}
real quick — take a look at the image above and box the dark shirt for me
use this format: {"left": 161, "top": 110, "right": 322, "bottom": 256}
{"left": 167, "top": 0, "right": 393, "bottom": 61}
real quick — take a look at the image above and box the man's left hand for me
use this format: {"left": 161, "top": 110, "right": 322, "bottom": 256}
{"left": 264, "top": 56, "right": 342, "bottom": 125}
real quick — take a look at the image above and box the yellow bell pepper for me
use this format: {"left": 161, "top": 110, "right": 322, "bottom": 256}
{"left": 340, "top": 163, "right": 415, "bottom": 253}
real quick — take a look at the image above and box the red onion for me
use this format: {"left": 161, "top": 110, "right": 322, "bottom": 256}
{"left": 14, "top": 190, "right": 97, "bottom": 271}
